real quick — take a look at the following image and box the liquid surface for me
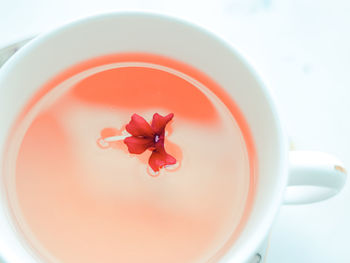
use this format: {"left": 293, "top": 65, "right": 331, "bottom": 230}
{"left": 5, "top": 54, "right": 255, "bottom": 263}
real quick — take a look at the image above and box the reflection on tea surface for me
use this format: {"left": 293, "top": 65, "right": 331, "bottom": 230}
{"left": 6, "top": 54, "right": 255, "bottom": 263}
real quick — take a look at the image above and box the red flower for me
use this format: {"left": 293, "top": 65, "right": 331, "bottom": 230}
{"left": 124, "top": 113, "right": 176, "bottom": 173}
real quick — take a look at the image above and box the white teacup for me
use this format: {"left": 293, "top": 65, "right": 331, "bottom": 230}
{"left": 0, "top": 12, "right": 347, "bottom": 263}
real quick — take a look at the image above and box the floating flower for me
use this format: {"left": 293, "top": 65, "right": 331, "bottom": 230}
{"left": 124, "top": 113, "right": 176, "bottom": 173}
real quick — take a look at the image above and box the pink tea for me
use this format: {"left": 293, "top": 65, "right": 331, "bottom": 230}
{"left": 4, "top": 54, "right": 256, "bottom": 263}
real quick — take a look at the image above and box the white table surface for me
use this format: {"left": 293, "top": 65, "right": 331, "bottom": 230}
{"left": 1, "top": 0, "right": 350, "bottom": 262}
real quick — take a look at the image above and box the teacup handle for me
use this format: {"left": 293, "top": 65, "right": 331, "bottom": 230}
{"left": 284, "top": 151, "right": 347, "bottom": 205}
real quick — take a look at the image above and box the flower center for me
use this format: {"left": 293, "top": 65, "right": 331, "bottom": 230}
{"left": 154, "top": 134, "right": 160, "bottom": 143}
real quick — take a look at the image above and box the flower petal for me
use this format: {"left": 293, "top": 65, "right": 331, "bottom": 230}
{"left": 124, "top": 136, "right": 154, "bottom": 154}
{"left": 149, "top": 148, "right": 176, "bottom": 172}
{"left": 125, "top": 114, "right": 154, "bottom": 137}
{"left": 151, "top": 113, "right": 174, "bottom": 134}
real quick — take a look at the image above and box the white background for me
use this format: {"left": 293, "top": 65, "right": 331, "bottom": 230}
{"left": 1, "top": 0, "right": 350, "bottom": 262}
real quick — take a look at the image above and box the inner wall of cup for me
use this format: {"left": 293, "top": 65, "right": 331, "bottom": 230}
{"left": 0, "top": 13, "right": 288, "bottom": 263}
